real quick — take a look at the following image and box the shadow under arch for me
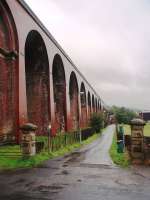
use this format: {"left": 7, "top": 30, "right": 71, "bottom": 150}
{"left": 92, "top": 94, "right": 95, "bottom": 113}
{"left": 88, "top": 91, "right": 92, "bottom": 119}
{"left": 69, "top": 72, "right": 79, "bottom": 130}
{"left": 80, "top": 82, "right": 87, "bottom": 128}
{"left": 25, "top": 30, "right": 50, "bottom": 135}
{"left": 52, "top": 54, "right": 67, "bottom": 133}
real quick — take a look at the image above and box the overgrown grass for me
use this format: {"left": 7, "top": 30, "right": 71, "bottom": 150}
{"left": 124, "top": 123, "right": 150, "bottom": 136}
{"left": 144, "top": 123, "right": 150, "bottom": 136}
{"left": 109, "top": 132, "right": 131, "bottom": 168}
{"left": 0, "top": 132, "right": 101, "bottom": 170}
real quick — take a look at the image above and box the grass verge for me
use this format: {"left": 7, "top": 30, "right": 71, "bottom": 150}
{"left": 0, "top": 132, "right": 101, "bottom": 170}
{"left": 109, "top": 132, "right": 131, "bottom": 168}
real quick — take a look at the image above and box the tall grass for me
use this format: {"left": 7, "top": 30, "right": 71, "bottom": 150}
{"left": 109, "top": 132, "right": 131, "bottom": 168}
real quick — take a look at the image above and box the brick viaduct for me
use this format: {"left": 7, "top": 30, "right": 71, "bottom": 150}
{"left": 0, "top": 0, "right": 105, "bottom": 142}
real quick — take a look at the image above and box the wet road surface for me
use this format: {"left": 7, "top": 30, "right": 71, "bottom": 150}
{"left": 82, "top": 125, "right": 114, "bottom": 165}
{"left": 0, "top": 125, "right": 150, "bottom": 200}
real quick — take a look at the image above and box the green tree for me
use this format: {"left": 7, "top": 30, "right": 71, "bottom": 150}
{"left": 110, "top": 106, "right": 137, "bottom": 124}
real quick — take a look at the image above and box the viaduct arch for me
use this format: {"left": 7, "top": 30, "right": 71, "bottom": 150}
{"left": 0, "top": 0, "right": 19, "bottom": 141}
{"left": 69, "top": 72, "right": 79, "bottom": 130}
{"left": 25, "top": 30, "right": 50, "bottom": 135}
{"left": 88, "top": 91, "right": 92, "bottom": 121}
{"left": 80, "top": 82, "right": 87, "bottom": 128}
{"left": 52, "top": 54, "right": 67, "bottom": 133}
{"left": 0, "top": 0, "right": 104, "bottom": 142}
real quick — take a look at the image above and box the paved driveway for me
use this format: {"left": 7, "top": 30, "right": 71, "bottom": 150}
{"left": 0, "top": 125, "right": 150, "bottom": 200}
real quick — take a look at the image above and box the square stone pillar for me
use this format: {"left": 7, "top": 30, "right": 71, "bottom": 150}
{"left": 130, "top": 118, "right": 145, "bottom": 164}
{"left": 20, "top": 123, "right": 37, "bottom": 156}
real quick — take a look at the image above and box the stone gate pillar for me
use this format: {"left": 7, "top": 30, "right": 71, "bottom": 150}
{"left": 130, "top": 118, "right": 145, "bottom": 164}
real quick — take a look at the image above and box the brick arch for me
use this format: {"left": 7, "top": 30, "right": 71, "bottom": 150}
{"left": 92, "top": 94, "right": 95, "bottom": 113}
{"left": 98, "top": 99, "right": 100, "bottom": 112}
{"left": 80, "top": 82, "right": 87, "bottom": 128}
{"left": 95, "top": 98, "right": 98, "bottom": 113}
{"left": 88, "top": 91, "right": 91, "bottom": 118}
{"left": 69, "top": 71, "right": 79, "bottom": 130}
{"left": 98, "top": 99, "right": 101, "bottom": 112}
{"left": 25, "top": 30, "right": 50, "bottom": 135}
{"left": 0, "top": 1, "right": 19, "bottom": 142}
{"left": 52, "top": 54, "right": 67, "bottom": 133}
{"left": 99, "top": 100, "right": 102, "bottom": 110}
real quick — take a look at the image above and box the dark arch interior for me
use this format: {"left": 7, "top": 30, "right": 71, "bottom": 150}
{"left": 97, "top": 100, "right": 99, "bottom": 112}
{"left": 99, "top": 101, "right": 102, "bottom": 110}
{"left": 69, "top": 72, "right": 79, "bottom": 130}
{"left": 99, "top": 100, "right": 101, "bottom": 111}
{"left": 92, "top": 95, "right": 95, "bottom": 113}
{"left": 25, "top": 30, "right": 50, "bottom": 135}
{"left": 80, "top": 82, "right": 87, "bottom": 128}
{"left": 88, "top": 92, "right": 91, "bottom": 116}
{"left": 95, "top": 98, "right": 97, "bottom": 112}
{"left": 52, "top": 54, "right": 67, "bottom": 132}
{"left": 0, "top": 1, "right": 18, "bottom": 141}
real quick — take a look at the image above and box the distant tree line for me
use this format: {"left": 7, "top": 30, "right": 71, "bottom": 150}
{"left": 110, "top": 106, "right": 138, "bottom": 124}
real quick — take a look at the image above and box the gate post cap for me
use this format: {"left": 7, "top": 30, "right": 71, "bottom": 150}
{"left": 20, "top": 123, "right": 38, "bottom": 131}
{"left": 130, "top": 118, "right": 146, "bottom": 126}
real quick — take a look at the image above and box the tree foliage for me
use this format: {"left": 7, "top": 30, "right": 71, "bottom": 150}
{"left": 110, "top": 106, "right": 137, "bottom": 124}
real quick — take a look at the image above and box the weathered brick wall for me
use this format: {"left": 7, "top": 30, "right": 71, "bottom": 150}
{"left": 0, "top": 1, "right": 18, "bottom": 141}
{"left": 80, "top": 106, "right": 87, "bottom": 128}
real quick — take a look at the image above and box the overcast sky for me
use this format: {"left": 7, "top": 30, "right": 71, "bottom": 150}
{"left": 25, "top": 0, "right": 150, "bottom": 110}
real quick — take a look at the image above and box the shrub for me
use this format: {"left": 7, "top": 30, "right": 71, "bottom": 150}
{"left": 90, "top": 113, "right": 103, "bottom": 133}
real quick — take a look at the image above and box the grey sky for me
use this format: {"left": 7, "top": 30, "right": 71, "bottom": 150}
{"left": 25, "top": 0, "right": 150, "bottom": 110}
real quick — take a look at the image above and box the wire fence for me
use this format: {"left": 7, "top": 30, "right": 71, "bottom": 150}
{"left": 0, "top": 133, "right": 16, "bottom": 146}
{"left": 0, "top": 127, "right": 94, "bottom": 157}
{"left": 0, "top": 134, "right": 22, "bottom": 157}
{"left": 36, "top": 130, "right": 80, "bottom": 153}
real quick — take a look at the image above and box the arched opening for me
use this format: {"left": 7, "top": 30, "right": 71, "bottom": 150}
{"left": 98, "top": 100, "right": 100, "bottom": 112}
{"left": 97, "top": 100, "right": 99, "bottom": 112}
{"left": 69, "top": 72, "right": 79, "bottom": 130}
{"left": 92, "top": 95, "right": 95, "bottom": 113}
{"left": 0, "top": 1, "right": 19, "bottom": 142}
{"left": 52, "top": 54, "right": 67, "bottom": 133}
{"left": 80, "top": 82, "right": 87, "bottom": 128}
{"left": 95, "top": 98, "right": 98, "bottom": 113}
{"left": 88, "top": 92, "right": 91, "bottom": 119}
{"left": 25, "top": 30, "right": 50, "bottom": 135}
{"left": 99, "top": 100, "right": 102, "bottom": 111}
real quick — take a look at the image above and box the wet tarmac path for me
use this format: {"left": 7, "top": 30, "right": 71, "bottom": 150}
{"left": 0, "top": 125, "right": 150, "bottom": 200}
